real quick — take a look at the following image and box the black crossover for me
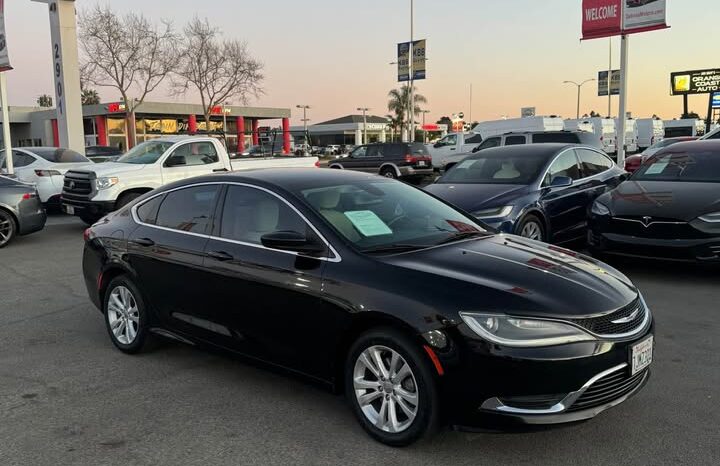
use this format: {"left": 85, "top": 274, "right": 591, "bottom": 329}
{"left": 589, "top": 140, "right": 720, "bottom": 262}
{"left": 82, "top": 168, "right": 654, "bottom": 446}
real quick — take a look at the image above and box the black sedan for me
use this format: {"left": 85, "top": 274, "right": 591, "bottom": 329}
{"left": 425, "top": 144, "right": 626, "bottom": 244}
{"left": 82, "top": 169, "right": 653, "bottom": 446}
{"left": 589, "top": 140, "right": 720, "bottom": 261}
{"left": 0, "top": 175, "right": 47, "bottom": 247}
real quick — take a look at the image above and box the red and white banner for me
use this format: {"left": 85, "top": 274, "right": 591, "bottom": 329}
{"left": 582, "top": 0, "right": 668, "bottom": 40}
{"left": 0, "top": 0, "right": 12, "bottom": 71}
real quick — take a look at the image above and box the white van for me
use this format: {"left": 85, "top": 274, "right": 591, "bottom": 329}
{"left": 636, "top": 119, "right": 664, "bottom": 151}
{"left": 564, "top": 118, "right": 616, "bottom": 154}
{"left": 471, "top": 116, "right": 565, "bottom": 139}
{"left": 664, "top": 119, "right": 707, "bottom": 138}
{"left": 615, "top": 118, "right": 639, "bottom": 153}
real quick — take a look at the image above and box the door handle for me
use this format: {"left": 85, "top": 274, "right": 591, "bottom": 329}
{"left": 134, "top": 238, "right": 155, "bottom": 247}
{"left": 450, "top": 148, "right": 456, "bottom": 150}
{"left": 207, "top": 250, "right": 234, "bottom": 261}
{"left": 213, "top": 168, "right": 229, "bottom": 172}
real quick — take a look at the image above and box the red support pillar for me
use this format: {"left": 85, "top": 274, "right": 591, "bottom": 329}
{"left": 188, "top": 114, "right": 197, "bottom": 134}
{"left": 95, "top": 116, "right": 108, "bottom": 146}
{"left": 236, "top": 116, "right": 245, "bottom": 153}
{"left": 251, "top": 119, "right": 259, "bottom": 145}
{"left": 282, "top": 118, "right": 291, "bottom": 155}
{"left": 51, "top": 119, "right": 60, "bottom": 147}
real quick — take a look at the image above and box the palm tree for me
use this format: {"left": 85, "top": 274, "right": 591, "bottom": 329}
{"left": 36, "top": 94, "right": 53, "bottom": 108}
{"left": 387, "top": 85, "right": 427, "bottom": 137}
{"left": 81, "top": 88, "right": 101, "bottom": 106}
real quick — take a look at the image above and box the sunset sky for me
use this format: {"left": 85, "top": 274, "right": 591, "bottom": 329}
{"left": 3, "top": 0, "right": 718, "bottom": 125}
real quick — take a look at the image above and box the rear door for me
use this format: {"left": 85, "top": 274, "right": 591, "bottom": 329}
{"left": 575, "top": 147, "right": 620, "bottom": 201}
{"left": 539, "top": 149, "right": 586, "bottom": 242}
{"left": 127, "top": 184, "right": 221, "bottom": 332}
{"left": 160, "top": 140, "right": 226, "bottom": 184}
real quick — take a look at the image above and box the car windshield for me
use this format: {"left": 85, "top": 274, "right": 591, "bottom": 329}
{"left": 649, "top": 139, "right": 682, "bottom": 150}
{"left": 297, "top": 180, "right": 489, "bottom": 252}
{"left": 437, "top": 153, "right": 547, "bottom": 184}
{"left": 116, "top": 141, "right": 174, "bottom": 164}
{"left": 29, "top": 148, "right": 90, "bottom": 163}
{"left": 632, "top": 151, "right": 720, "bottom": 183}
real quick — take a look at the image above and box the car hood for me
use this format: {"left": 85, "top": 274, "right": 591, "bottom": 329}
{"left": 425, "top": 183, "right": 530, "bottom": 212}
{"left": 79, "top": 162, "right": 149, "bottom": 177}
{"left": 599, "top": 180, "right": 720, "bottom": 221}
{"left": 382, "top": 234, "right": 637, "bottom": 318}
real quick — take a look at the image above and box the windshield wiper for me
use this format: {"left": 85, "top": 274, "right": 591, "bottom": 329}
{"left": 434, "top": 230, "right": 487, "bottom": 245}
{"left": 361, "top": 244, "right": 430, "bottom": 254}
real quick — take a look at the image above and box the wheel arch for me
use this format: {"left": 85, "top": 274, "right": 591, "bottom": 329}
{"left": 115, "top": 188, "right": 154, "bottom": 207}
{"left": 98, "top": 263, "right": 138, "bottom": 309}
{"left": 0, "top": 204, "right": 20, "bottom": 232}
{"left": 328, "top": 163, "right": 344, "bottom": 169}
{"left": 379, "top": 163, "right": 401, "bottom": 177}
{"left": 516, "top": 207, "right": 550, "bottom": 238}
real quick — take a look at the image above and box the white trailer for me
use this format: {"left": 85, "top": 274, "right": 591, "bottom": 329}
{"left": 636, "top": 119, "right": 664, "bottom": 150}
{"left": 615, "top": 118, "right": 639, "bottom": 153}
{"left": 664, "top": 119, "right": 707, "bottom": 138}
{"left": 471, "top": 116, "right": 565, "bottom": 139}
{"left": 564, "top": 118, "right": 616, "bottom": 154}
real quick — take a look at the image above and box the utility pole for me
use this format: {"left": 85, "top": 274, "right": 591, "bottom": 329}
{"left": 608, "top": 37, "right": 612, "bottom": 118}
{"left": 0, "top": 72, "right": 12, "bottom": 175}
{"left": 420, "top": 109, "right": 430, "bottom": 143}
{"left": 357, "top": 107, "right": 369, "bottom": 144}
{"left": 617, "top": 34, "right": 630, "bottom": 165}
{"left": 296, "top": 105, "right": 311, "bottom": 133}
{"left": 563, "top": 79, "right": 596, "bottom": 119}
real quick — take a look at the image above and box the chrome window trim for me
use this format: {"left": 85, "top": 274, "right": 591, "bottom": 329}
{"left": 480, "top": 363, "right": 630, "bottom": 415}
{"left": 539, "top": 146, "right": 616, "bottom": 189}
{"left": 130, "top": 181, "right": 342, "bottom": 263}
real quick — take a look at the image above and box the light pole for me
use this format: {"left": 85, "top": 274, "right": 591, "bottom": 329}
{"left": 420, "top": 109, "right": 430, "bottom": 142}
{"left": 357, "top": 107, "right": 369, "bottom": 144}
{"left": 296, "top": 105, "right": 311, "bottom": 146}
{"left": 222, "top": 101, "right": 231, "bottom": 134}
{"left": 563, "top": 79, "right": 596, "bottom": 119}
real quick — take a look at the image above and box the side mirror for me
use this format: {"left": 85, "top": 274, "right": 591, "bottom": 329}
{"left": 261, "top": 230, "right": 326, "bottom": 255}
{"left": 165, "top": 155, "right": 186, "bottom": 167}
{"left": 550, "top": 176, "right": 573, "bottom": 188}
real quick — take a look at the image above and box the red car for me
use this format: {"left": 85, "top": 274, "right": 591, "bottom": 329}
{"left": 624, "top": 137, "right": 697, "bottom": 173}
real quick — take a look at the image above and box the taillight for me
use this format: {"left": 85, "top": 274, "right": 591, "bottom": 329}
{"left": 314, "top": 160, "right": 320, "bottom": 168}
{"left": 34, "top": 169, "right": 62, "bottom": 177}
{"left": 83, "top": 228, "right": 95, "bottom": 242}
{"left": 405, "top": 154, "right": 417, "bottom": 163}
{"left": 21, "top": 192, "right": 37, "bottom": 200}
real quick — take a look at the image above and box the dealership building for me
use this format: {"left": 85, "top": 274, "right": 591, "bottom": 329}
{"left": 0, "top": 101, "right": 292, "bottom": 153}
{"left": 290, "top": 115, "right": 394, "bottom": 146}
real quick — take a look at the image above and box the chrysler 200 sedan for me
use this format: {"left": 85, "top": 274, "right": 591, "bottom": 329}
{"left": 82, "top": 169, "right": 653, "bottom": 446}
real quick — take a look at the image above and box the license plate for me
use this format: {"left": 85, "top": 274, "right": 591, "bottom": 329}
{"left": 630, "top": 335, "right": 653, "bottom": 375}
{"left": 63, "top": 205, "right": 75, "bottom": 215}
{"left": 418, "top": 161, "right": 426, "bottom": 166}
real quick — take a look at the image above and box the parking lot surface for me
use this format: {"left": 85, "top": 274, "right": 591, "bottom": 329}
{"left": 1, "top": 215, "right": 718, "bottom": 466}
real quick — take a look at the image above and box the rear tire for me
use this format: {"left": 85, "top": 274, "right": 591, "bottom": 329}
{"left": 0, "top": 209, "right": 17, "bottom": 248}
{"left": 516, "top": 214, "right": 546, "bottom": 242}
{"left": 345, "top": 327, "right": 439, "bottom": 446}
{"left": 380, "top": 167, "right": 398, "bottom": 179}
{"left": 103, "top": 275, "right": 155, "bottom": 354}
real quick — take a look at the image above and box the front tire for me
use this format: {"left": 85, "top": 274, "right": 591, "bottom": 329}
{"left": 0, "top": 209, "right": 17, "bottom": 248}
{"left": 345, "top": 328, "right": 439, "bottom": 446}
{"left": 116, "top": 192, "right": 142, "bottom": 210}
{"left": 103, "top": 276, "right": 154, "bottom": 354}
{"left": 516, "top": 214, "right": 546, "bottom": 242}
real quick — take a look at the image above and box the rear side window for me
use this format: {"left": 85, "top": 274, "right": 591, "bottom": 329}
{"left": 136, "top": 195, "right": 165, "bottom": 225}
{"left": 409, "top": 143, "right": 429, "bottom": 156}
{"left": 504, "top": 136, "right": 526, "bottom": 146}
{"left": 366, "top": 146, "right": 384, "bottom": 157}
{"left": 31, "top": 148, "right": 90, "bottom": 163}
{"left": 576, "top": 149, "right": 613, "bottom": 176}
{"left": 531, "top": 133, "right": 581, "bottom": 144}
{"left": 384, "top": 144, "right": 405, "bottom": 157}
{"left": 155, "top": 185, "right": 220, "bottom": 234}
{"left": 544, "top": 150, "right": 581, "bottom": 185}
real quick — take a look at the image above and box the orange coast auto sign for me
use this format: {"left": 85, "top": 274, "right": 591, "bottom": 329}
{"left": 582, "top": 0, "right": 668, "bottom": 40}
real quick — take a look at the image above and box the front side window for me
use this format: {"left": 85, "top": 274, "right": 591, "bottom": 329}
{"left": 351, "top": 146, "right": 368, "bottom": 158}
{"left": 439, "top": 153, "right": 547, "bottom": 185}
{"left": 576, "top": 149, "right": 613, "bottom": 177}
{"left": 632, "top": 151, "right": 720, "bottom": 183}
{"left": 155, "top": 185, "right": 220, "bottom": 234}
{"left": 298, "top": 180, "right": 487, "bottom": 252}
{"left": 117, "top": 141, "right": 174, "bottom": 165}
{"left": 165, "top": 142, "right": 220, "bottom": 167}
{"left": 544, "top": 151, "right": 581, "bottom": 185}
{"left": 220, "top": 185, "right": 307, "bottom": 245}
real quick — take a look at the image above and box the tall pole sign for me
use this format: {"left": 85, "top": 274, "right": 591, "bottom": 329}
{"left": 581, "top": 0, "right": 668, "bottom": 165}
{"left": 0, "top": 0, "right": 13, "bottom": 174}
{"left": 32, "top": 0, "right": 85, "bottom": 154}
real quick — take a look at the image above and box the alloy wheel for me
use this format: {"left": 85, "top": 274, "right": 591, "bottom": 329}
{"left": 0, "top": 212, "right": 14, "bottom": 247}
{"left": 520, "top": 221, "right": 543, "bottom": 241}
{"left": 107, "top": 286, "right": 140, "bottom": 345}
{"left": 353, "top": 345, "right": 419, "bottom": 433}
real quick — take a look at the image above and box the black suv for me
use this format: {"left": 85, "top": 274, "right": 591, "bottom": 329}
{"left": 328, "top": 143, "right": 433, "bottom": 180}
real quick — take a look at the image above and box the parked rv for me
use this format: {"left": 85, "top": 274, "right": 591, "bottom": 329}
{"left": 471, "top": 116, "right": 565, "bottom": 139}
{"left": 564, "top": 118, "right": 616, "bottom": 155}
{"left": 636, "top": 118, "right": 664, "bottom": 151}
{"left": 615, "top": 118, "right": 639, "bottom": 153}
{"left": 664, "top": 119, "right": 707, "bottom": 138}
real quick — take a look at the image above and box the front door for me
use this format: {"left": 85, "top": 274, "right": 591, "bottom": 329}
{"left": 201, "top": 184, "right": 329, "bottom": 374}
{"left": 161, "top": 140, "right": 226, "bottom": 185}
{"left": 539, "top": 149, "right": 586, "bottom": 242}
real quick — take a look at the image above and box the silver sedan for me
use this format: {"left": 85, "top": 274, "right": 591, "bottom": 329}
{"left": 0, "top": 175, "right": 47, "bottom": 247}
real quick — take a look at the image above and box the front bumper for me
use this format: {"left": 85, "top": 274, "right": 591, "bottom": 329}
{"left": 435, "top": 318, "right": 654, "bottom": 428}
{"left": 61, "top": 196, "right": 116, "bottom": 218}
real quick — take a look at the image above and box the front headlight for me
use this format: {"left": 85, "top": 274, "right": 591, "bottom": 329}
{"left": 698, "top": 212, "right": 720, "bottom": 223}
{"left": 473, "top": 206, "right": 513, "bottom": 219}
{"left": 96, "top": 177, "right": 119, "bottom": 190}
{"left": 591, "top": 201, "right": 611, "bottom": 216}
{"left": 459, "top": 312, "right": 595, "bottom": 347}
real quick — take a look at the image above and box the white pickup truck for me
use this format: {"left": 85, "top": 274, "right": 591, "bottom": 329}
{"left": 61, "top": 136, "right": 319, "bottom": 224}
{"left": 426, "top": 132, "right": 484, "bottom": 169}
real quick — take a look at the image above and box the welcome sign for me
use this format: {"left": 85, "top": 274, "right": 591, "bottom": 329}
{"left": 0, "top": 0, "right": 11, "bottom": 71}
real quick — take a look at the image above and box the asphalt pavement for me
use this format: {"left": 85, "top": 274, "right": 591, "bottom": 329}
{"left": 0, "top": 215, "right": 718, "bottom": 466}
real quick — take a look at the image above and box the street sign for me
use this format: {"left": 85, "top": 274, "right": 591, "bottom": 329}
{"left": 670, "top": 69, "right": 720, "bottom": 96}
{"left": 0, "top": 0, "right": 11, "bottom": 71}
{"left": 582, "top": 0, "right": 668, "bottom": 40}
{"left": 712, "top": 92, "right": 720, "bottom": 109}
{"left": 521, "top": 107, "right": 536, "bottom": 118}
{"left": 598, "top": 70, "right": 621, "bottom": 96}
{"left": 397, "top": 39, "right": 426, "bottom": 82}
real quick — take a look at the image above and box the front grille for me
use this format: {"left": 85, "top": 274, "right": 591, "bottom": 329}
{"left": 567, "top": 368, "right": 647, "bottom": 412}
{"left": 63, "top": 170, "right": 96, "bottom": 198}
{"left": 571, "top": 298, "right": 647, "bottom": 337}
{"left": 609, "top": 216, "right": 704, "bottom": 239}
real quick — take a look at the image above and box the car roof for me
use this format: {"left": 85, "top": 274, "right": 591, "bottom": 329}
{"left": 657, "top": 139, "right": 720, "bottom": 153}
{"left": 467, "top": 143, "right": 580, "bottom": 159}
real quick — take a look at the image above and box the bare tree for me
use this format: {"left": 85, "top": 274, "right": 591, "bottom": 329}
{"left": 78, "top": 5, "right": 177, "bottom": 146}
{"left": 173, "top": 17, "right": 264, "bottom": 130}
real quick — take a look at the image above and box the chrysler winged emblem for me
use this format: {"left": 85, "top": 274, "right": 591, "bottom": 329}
{"left": 611, "top": 308, "right": 641, "bottom": 324}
